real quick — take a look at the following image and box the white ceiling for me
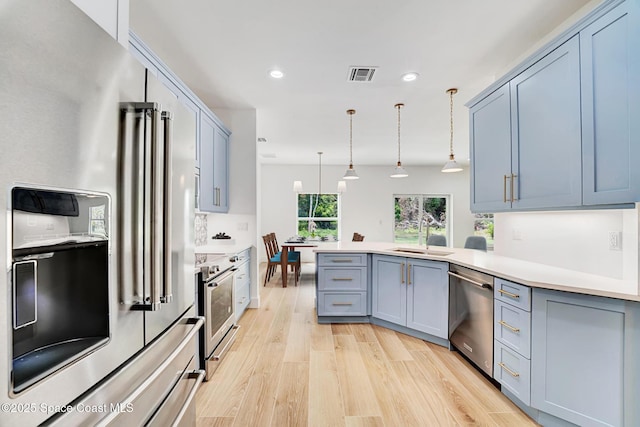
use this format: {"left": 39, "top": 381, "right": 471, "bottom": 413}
{"left": 130, "top": 0, "right": 593, "bottom": 167}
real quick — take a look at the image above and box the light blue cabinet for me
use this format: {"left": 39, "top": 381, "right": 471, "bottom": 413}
{"left": 531, "top": 288, "right": 628, "bottom": 427}
{"left": 316, "top": 253, "right": 368, "bottom": 318}
{"left": 199, "top": 112, "right": 230, "bottom": 213}
{"left": 469, "top": 84, "right": 512, "bottom": 213}
{"left": 372, "top": 255, "right": 448, "bottom": 338}
{"left": 581, "top": 0, "right": 640, "bottom": 205}
{"left": 510, "top": 35, "right": 582, "bottom": 210}
{"left": 234, "top": 249, "right": 251, "bottom": 321}
{"left": 494, "top": 279, "right": 532, "bottom": 406}
{"left": 469, "top": 0, "right": 640, "bottom": 211}
{"left": 129, "top": 31, "right": 231, "bottom": 214}
{"left": 470, "top": 37, "right": 581, "bottom": 213}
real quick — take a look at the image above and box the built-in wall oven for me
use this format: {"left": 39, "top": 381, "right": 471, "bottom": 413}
{"left": 198, "top": 256, "right": 240, "bottom": 380}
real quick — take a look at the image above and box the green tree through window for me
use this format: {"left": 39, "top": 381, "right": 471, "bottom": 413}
{"left": 297, "top": 194, "right": 339, "bottom": 239}
{"left": 394, "top": 195, "right": 450, "bottom": 245}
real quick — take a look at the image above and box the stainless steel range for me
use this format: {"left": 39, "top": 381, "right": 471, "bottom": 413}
{"left": 198, "top": 256, "right": 240, "bottom": 380}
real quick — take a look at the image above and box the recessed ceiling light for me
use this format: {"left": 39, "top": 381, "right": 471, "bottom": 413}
{"left": 269, "top": 69, "right": 284, "bottom": 79}
{"left": 402, "top": 72, "right": 419, "bottom": 82}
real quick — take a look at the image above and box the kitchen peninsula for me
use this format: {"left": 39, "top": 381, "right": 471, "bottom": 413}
{"left": 314, "top": 242, "right": 640, "bottom": 427}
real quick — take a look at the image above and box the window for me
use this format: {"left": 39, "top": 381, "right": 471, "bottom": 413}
{"left": 297, "top": 194, "right": 339, "bottom": 240}
{"left": 394, "top": 195, "right": 450, "bottom": 245}
{"left": 473, "top": 213, "right": 494, "bottom": 248}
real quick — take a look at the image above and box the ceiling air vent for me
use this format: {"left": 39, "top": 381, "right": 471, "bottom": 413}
{"left": 348, "top": 66, "right": 377, "bottom": 82}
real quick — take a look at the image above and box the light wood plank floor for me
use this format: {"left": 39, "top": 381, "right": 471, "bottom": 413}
{"left": 196, "top": 263, "right": 539, "bottom": 427}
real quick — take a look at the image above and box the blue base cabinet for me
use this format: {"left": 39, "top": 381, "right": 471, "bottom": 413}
{"left": 316, "top": 253, "right": 368, "bottom": 319}
{"left": 372, "top": 255, "right": 448, "bottom": 339}
{"left": 530, "top": 288, "right": 640, "bottom": 427}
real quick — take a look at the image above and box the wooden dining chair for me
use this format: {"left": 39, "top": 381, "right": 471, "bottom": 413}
{"left": 352, "top": 232, "right": 365, "bottom": 242}
{"left": 262, "top": 233, "right": 301, "bottom": 286}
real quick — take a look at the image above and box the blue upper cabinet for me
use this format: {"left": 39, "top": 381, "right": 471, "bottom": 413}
{"left": 470, "top": 37, "right": 581, "bottom": 212}
{"left": 581, "top": 0, "right": 640, "bottom": 205}
{"left": 470, "top": 84, "right": 512, "bottom": 212}
{"left": 511, "top": 35, "right": 582, "bottom": 210}
{"left": 468, "top": 0, "right": 639, "bottom": 212}
{"left": 199, "top": 112, "right": 230, "bottom": 213}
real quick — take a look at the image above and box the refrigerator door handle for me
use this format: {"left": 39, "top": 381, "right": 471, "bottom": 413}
{"left": 161, "top": 110, "right": 173, "bottom": 303}
{"left": 149, "top": 105, "right": 163, "bottom": 310}
{"left": 122, "top": 102, "right": 162, "bottom": 311}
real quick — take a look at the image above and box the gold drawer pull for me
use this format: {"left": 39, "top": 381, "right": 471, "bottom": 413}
{"left": 498, "top": 289, "right": 520, "bottom": 299}
{"left": 498, "top": 320, "right": 520, "bottom": 333}
{"left": 332, "top": 302, "right": 354, "bottom": 306}
{"left": 498, "top": 362, "right": 520, "bottom": 378}
{"left": 331, "top": 259, "right": 353, "bottom": 263}
{"left": 332, "top": 278, "right": 353, "bottom": 281}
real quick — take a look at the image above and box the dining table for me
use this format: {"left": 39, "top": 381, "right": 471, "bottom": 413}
{"left": 280, "top": 241, "right": 318, "bottom": 287}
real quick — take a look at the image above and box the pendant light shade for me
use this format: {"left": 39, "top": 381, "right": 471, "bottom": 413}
{"left": 442, "top": 88, "right": 463, "bottom": 173}
{"left": 337, "top": 180, "right": 347, "bottom": 193}
{"left": 343, "top": 109, "right": 359, "bottom": 180}
{"left": 292, "top": 180, "right": 303, "bottom": 193}
{"left": 390, "top": 103, "right": 408, "bottom": 178}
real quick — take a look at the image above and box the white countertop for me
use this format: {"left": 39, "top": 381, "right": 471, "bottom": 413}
{"left": 314, "top": 241, "right": 640, "bottom": 302}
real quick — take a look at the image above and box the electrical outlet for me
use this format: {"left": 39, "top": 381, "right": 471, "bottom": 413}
{"left": 512, "top": 228, "right": 522, "bottom": 240}
{"left": 609, "top": 231, "right": 622, "bottom": 251}
{"left": 237, "top": 222, "right": 248, "bottom": 231}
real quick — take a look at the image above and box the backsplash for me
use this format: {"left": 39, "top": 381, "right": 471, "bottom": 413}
{"left": 194, "top": 213, "right": 207, "bottom": 265}
{"left": 494, "top": 206, "right": 639, "bottom": 282}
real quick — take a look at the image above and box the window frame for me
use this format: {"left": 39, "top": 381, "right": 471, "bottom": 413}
{"left": 296, "top": 192, "right": 341, "bottom": 240}
{"left": 393, "top": 193, "right": 452, "bottom": 246}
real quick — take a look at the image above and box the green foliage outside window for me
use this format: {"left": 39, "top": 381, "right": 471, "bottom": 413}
{"left": 297, "top": 194, "right": 339, "bottom": 239}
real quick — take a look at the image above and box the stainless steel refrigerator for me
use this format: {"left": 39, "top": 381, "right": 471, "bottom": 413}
{"left": 0, "top": 0, "right": 203, "bottom": 425}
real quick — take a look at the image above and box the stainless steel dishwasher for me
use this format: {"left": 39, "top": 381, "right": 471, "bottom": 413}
{"left": 448, "top": 264, "right": 494, "bottom": 377}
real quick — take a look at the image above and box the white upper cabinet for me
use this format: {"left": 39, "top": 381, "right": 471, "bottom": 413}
{"left": 69, "top": 0, "right": 129, "bottom": 47}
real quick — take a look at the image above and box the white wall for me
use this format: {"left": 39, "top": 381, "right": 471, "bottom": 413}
{"left": 70, "top": 0, "right": 129, "bottom": 47}
{"left": 260, "top": 164, "right": 476, "bottom": 262}
{"left": 494, "top": 206, "right": 639, "bottom": 283}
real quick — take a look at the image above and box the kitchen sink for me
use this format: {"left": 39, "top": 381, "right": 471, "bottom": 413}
{"left": 391, "top": 247, "right": 454, "bottom": 257}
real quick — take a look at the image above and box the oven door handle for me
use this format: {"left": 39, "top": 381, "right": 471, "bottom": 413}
{"left": 448, "top": 271, "right": 492, "bottom": 290}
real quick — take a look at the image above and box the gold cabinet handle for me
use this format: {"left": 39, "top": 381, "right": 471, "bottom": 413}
{"left": 401, "top": 262, "right": 405, "bottom": 284}
{"left": 498, "top": 320, "right": 520, "bottom": 333}
{"left": 503, "top": 175, "right": 508, "bottom": 203}
{"left": 498, "top": 362, "right": 520, "bottom": 378}
{"left": 332, "top": 302, "right": 353, "bottom": 306}
{"left": 331, "top": 278, "right": 353, "bottom": 281}
{"left": 511, "top": 173, "right": 517, "bottom": 202}
{"left": 498, "top": 289, "right": 520, "bottom": 299}
{"left": 407, "top": 263, "right": 412, "bottom": 285}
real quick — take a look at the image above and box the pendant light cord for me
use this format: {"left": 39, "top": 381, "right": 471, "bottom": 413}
{"left": 349, "top": 112, "right": 354, "bottom": 167}
{"left": 395, "top": 103, "right": 403, "bottom": 163}
{"left": 449, "top": 90, "right": 454, "bottom": 156}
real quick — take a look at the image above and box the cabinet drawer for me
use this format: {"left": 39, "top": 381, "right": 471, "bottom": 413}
{"left": 494, "top": 341, "right": 531, "bottom": 406}
{"left": 236, "top": 281, "right": 250, "bottom": 315}
{"left": 317, "top": 253, "right": 367, "bottom": 267}
{"left": 495, "top": 278, "right": 531, "bottom": 311}
{"left": 317, "top": 292, "right": 367, "bottom": 316}
{"left": 494, "top": 300, "right": 531, "bottom": 358}
{"left": 317, "top": 267, "right": 367, "bottom": 291}
{"left": 235, "top": 261, "right": 250, "bottom": 285}
{"left": 236, "top": 248, "right": 251, "bottom": 264}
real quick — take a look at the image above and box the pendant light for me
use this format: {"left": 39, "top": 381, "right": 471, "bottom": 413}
{"left": 343, "top": 109, "right": 359, "bottom": 180}
{"left": 441, "top": 88, "right": 463, "bottom": 173}
{"left": 390, "top": 103, "right": 408, "bottom": 178}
